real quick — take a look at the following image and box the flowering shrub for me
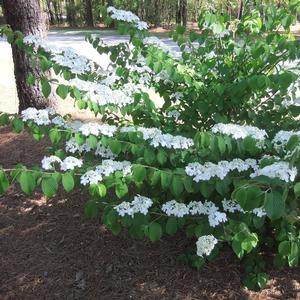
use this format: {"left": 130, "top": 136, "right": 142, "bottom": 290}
{"left": 1, "top": 3, "right": 300, "bottom": 290}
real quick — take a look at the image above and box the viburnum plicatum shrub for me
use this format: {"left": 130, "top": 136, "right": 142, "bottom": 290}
{"left": 2, "top": 2, "right": 300, "bottom": 289}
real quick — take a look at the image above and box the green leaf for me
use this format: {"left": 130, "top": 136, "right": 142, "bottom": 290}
{"left": 161, "top": 172, "right": 173, "bottom": 190}
{"left": 157, "top": 149, "right": 168, "bottom": 165}
{"left": 0, "top": 113, "right": 9, "bottom": 125}
{"left": 165, "top": 217, "right": 178, "bottom": 235}
{"left": 41, "top": 176, "right": 58, "bottom": 197}
{"left": 0, "top": 170, "right": 9, "bottom": 195}
{"left": 12, "top": 118, "right": 24, "bottom": 133}
{"left": 149, "top": 222, "right": 162, "bottom": 241}
{"left": 133, "top": 165, "right": 147, "bottom": 182}
{"left": 85, "top": 200, "right": 99, "bottom": 218}
{"left": 26, "top": 73, "right": 36, "bottom": 86}
{"left": 115, "top": 182, "right": 128, "bottom": 199}
{"left": 110, "top": 140, "right": 122, "bottom": 155}
{"left": 87, "top": 135, "right": 98, "bottom": 149}
{"left": 264, "top": 191, "right": 285, "bottom": 220}
{"left": 41, "top": 78, "right": 51, "bottom": 98}
{"left": 56, "top": 84, "right": 69, "bottom": 99}
{"left": 19, "top": 171, "right": 36, "bottom": 194}
{"left": 171, "top": 175, "right": 184, "bottom": 197}
{"left": 49, "top": 128, "right": 61, "bottom": 144}
{"left": 62, "top": 172, "right": 74, "bottom": 192}
{"left": 183, "top": 176, "right": 194, "bottom": 193}
{"left": 257, "top": 273, "right": 268, "bottom": 289}
{"left": 294, "top": 182, "right": 300, "bottom": 197}
{"left": 278, "top": 240, "right": 291, "bottom": 257}
{"left": 144, "top": 148, "right": 156, "bottom": 164}
{"left": 288, "top": 241, "right": 299, "bottom": 267}
{"left": 234, "top": 186, "right": 264, "bottom": 211}
{"left": 217, "top": 136, "right": 226, "bottom": 155}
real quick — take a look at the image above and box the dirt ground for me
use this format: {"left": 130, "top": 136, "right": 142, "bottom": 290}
{"left": 1, "top": 126, "right": 300, "bottom": 300}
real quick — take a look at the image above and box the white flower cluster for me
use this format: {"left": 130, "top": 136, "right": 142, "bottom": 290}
{"left": 120, "top": 126, "right": 194, "bottom": 150}
{"left": 161, "top": 200, "right": 227, "bottom": 227}
{"left": 185, "top": 158, "right": 258, "bottom": 182}
{"left": 272, "top": 130, "right": 300, "bottom": 151}
{"left": 196, "top": 235, "right": 218, "bottom": 257}
{"left": 107, "top": 6, "right": 148, "bottom": 30}
{"left": 42, "top": 155, "right": 83, "bottom": 171}
{"left": 95, "top": 144, "right": 117, "bottom": 159}
{"left": 23, "top": 35, "right": 92, "bottom": 75}
{"left": 114, "top": 195, "right": 153, "bottom": 217}
{"left": 80, "top": 159, "right": 131, "bottom": 186}
{"left": 161, "top": 200, "right": 190, "bottom": 217}
{"left": 65, "top": 138, "right": 116, "bottom": 159}
{"left": 21, "top": 107, "right": 54, "bottom": 125}
{"left": 65, "top": 138, "right": 91, "bottom": 154}
{"left": 41, "top": 155, "right": 62, "bottom": 170}
{"left": 53, "top": 47, "right": 92, "bottom": 75}
{"left": 222, "top": 199, "right": 266, "bottom": 217}
{"left": 250, "top": 161, "right": 297, "bottom": 182}
{"left": 211, "top": 123, "right": 267, "bottom": 141}
{"left": 70, "top": 78, "right": 133, "bottom": 107}
{"left": 78, "top": 122, "right": 117, "bottom": 137}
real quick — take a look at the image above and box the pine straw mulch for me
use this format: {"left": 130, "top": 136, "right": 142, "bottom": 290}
{"left": 1, "top": 126, "right": 300, "bottom": 300}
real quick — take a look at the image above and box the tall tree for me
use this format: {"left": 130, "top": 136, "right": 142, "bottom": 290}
{"left": 84, "top": 0, "right": 94, "bottom": 27}
{"left": 176, "top": 0, "right": 187, "bottom": 26}
{"left": 3, "top": 0, "right": 54, "bottom": 112}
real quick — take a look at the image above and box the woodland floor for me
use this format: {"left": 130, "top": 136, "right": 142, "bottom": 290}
{"left": 1, "top": 127, "right": 300, "bottom": 300}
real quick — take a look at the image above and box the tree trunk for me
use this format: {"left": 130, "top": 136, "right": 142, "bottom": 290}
{"left": 176, "top": 0, "right": 187, "bottom": 26}
{"left": 46, "top": 0, "right": 56, "bottom": 25}
{"left": 66, "top": 0, "right": 77, "bottom": 27}
{"left": 176, "top": 0, "right": 181, "bottom": 24}
{"left": 3, "top": 0, "right": 55, "bottom": 113}
{"left": 85, "top": 0, "right": 94, "bottom": 27}
{"left": 237, "top": 0, "right": 244, "bottom": 20}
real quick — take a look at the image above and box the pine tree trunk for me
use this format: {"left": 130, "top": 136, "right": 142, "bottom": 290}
{"left": 85, "top": 0, "right": 94, "bottom": 27}
{"left": 3, "top": 0, "right": 55, "bottom": 113}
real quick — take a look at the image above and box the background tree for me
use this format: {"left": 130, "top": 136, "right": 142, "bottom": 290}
{"left": 84, "top": 0, "right": 94, "bottom": 27}
{"left": 3, "top": 0, "right": 55, "bottom": 112}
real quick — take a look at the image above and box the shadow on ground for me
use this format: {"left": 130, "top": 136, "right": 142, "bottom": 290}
{"left": 1, "top": 127, "right": 300, "bottom": 300}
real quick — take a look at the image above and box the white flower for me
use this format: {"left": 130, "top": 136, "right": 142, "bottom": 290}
{"left": 80, "top": 170, "right": 103, "bottom": 186}
{"left": 196, "top": 235, "right": 218, "bottom": 257}
{"left": 185, "top": 159, "right": 258, "bottom": 182}
{"left": 78, "top": 123, "right": 117, "bottom": 137}
{"left": 52, "top": 116, "right": 65, "bottom": 127}
{"left": 272, "top": 130, "right": 300, "bottom": 151}
{"left": 41, "top": 155, "right": 62, "bottom": 170}
{"left": 65, "top": 138, "right": 91, "bottom": 154}
{"left": 95, "top": 143, "right": 117, "bottom": 159}
{"left": 161, "top": 200, "right": 189, "bottom": 217}
{"left": 70, "top": 78, "right": 133, "bottom": 107}
{"left": 131, "top": 195, "right": 153, "bottom": 215}
{"left": 60, "top": 157, "right": 83, "bottom": 171}
{"left": 252, "top": 207, "right": 267, "bottom": 217}
{"left": 211, "top": 123, "right": 267, "bottom": 141}
{"left": 222, "top": 199, "right": 244, "bottom": 213}
{"left": 187, "top": 201, "right": 207, "bottom": 215}
{"left": 107, "top": 6, "right": 148, "bottom": 31}
{"left": 208, "top": 211, "right": 227, "bottom": 227}
{"left": 250, "top": 161, "right": 297, "bottom": 182}
{"left": 114, "top": 195, "right": 153, "bottom": 217}
{"left": 114, "top": 201, "right": 135, "bottom": 217}
{"left": 21, "top": 107, "right": 51, "bottom": 125}
{"left": 136, "top": 21, "right": 148, "bottom": 30}
{"left": 96, "top": 160, "right": 132, "bottom": 177}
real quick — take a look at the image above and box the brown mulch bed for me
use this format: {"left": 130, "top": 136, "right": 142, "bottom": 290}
{"left": 1, "top": 126, "right": 300, "bottom": 299}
